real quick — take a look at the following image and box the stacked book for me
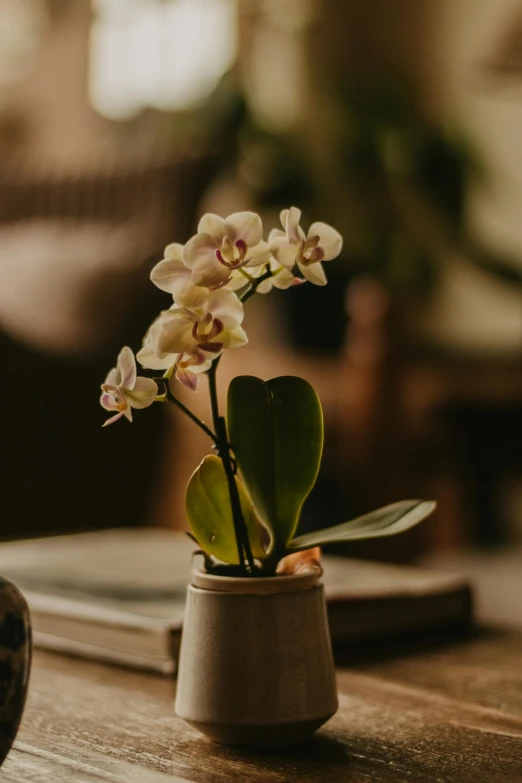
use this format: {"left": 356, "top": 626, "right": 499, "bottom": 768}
{"left": 0, "top": 528, "right": 472, "bottom": 674}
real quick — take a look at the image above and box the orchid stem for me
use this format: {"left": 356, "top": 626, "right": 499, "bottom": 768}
{"left": 164, "top": 385, "right": 219, "bottom": 445}
{"left": 207, "top": 360, "right": 256, "bottom": 576}
{"left": 239, "top": 268, "right": 256, "bottom": 284}
{"left": 240, "top": 265, "right": 273, "bottom": 304}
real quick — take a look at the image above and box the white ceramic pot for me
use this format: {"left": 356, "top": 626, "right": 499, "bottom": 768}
{"left": 175, "top": 568, "right": 338, "bottom": 746}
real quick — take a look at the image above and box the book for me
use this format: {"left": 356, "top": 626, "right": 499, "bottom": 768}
{"left": 0, "top": 528, "right": 472, "bottom": 674}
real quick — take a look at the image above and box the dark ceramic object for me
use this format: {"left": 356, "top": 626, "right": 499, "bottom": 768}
{"left": 0, "top": 578, "right": 31, "bottom": 766}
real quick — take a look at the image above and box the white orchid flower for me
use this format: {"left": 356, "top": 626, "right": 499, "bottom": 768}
{"left": 269, "top": 207, "right": 343, "bottom": 286}
{"left": 183, "top": 212, "right": 270, "bottom": 289}
{"left": 100, "top": 347, "right": 158, "bottom": 426}
{"left": 150, "top": 243, "right": 210, "bottom": 307}
{"left": 142, "top": 289, "right": 247, "bottom": 370}
{"left": 137, "top": 318, "right": 211, "bottom": 392}
{"left": 136, "top": 316, "right": 178, "bottom": 372}
{"left": 171, "top": 350, "right": 212, "bottom": 392}
{"left": 227, "top": 258, "right": 306, "bottom": 294}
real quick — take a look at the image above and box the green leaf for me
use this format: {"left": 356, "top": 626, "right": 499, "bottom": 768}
{"left": 227, "top": 375, "right": 323, "bottom": 553}
{"left": 288, "top": 499, "right": 436, "bottom": 551}
{"left": 185, "top": 455, "right": 267, "bottom": 565}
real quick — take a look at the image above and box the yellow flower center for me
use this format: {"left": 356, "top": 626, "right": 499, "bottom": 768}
{"left": 112, "top": 393, "right": 127, "bottom": 412}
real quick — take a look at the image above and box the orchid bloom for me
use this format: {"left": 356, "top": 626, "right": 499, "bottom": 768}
{"left": 183, "top": 212, "right": 270, "bottom": 289}
{"left": 137, "top": 318, "right": 212, "bottom": 392}
{"left": 171, "top": 350, "right": 212, "bottom": 391}
{"left": 139, "top": 289, "right": 246, "bottom": 379}
{"left": 269, "top": 207, "right": 343, "bottom": 286}
{"left": 100, "top": 347, "right": 158, "bottom": 426}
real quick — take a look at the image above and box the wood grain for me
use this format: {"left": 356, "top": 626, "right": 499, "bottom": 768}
{"left": 6, "top": 631, "right": 522, "bottom": 782}
{"left": 4, "top": 741, "right": 187, "bottom": 782}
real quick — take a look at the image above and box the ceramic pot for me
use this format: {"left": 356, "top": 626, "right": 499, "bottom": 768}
{"left": 175, "top": 568, "right": 338, "bottom": 747}
{"left": 0, "top": 578, "right": 31, "bottom": 767}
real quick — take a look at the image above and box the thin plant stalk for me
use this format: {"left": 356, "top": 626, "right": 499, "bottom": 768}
{"left": 240, "top": 268, "right": 273, "bottom": 305}
{"left": 163, "top": 385, "right": 219, "bottom": 445}
{"left": 207, "top": 361, "right": 256, "bottom": 575}
{"left": 164, "top": 373, "right": 254, "bottom": 574}
{"left": 203, "top": 266, "right": 274, "bottom": 575}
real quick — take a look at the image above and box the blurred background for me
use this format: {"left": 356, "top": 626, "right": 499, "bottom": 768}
{"left": 1, "top": 0, "right": 521, "bottom": 615}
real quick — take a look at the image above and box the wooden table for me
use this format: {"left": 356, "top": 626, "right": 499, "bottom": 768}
{"left": 4, "top": 629, "right": 522, "bottom": 782}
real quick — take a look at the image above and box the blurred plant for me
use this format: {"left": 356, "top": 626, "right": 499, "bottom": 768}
{"left": 332, "top": 79, "right": 522, "bottom": 294}
{"left": 190, "top": 75, "right": 522, "bottom": 299}
{"left": 99, "top": 206, "right": 435, "bottom": 576}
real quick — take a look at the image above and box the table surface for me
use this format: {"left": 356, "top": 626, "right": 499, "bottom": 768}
{"left": 5, "top": 629, "right": 522, "bottom": 783}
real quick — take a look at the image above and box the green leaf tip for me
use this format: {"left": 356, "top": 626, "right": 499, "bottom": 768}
{"left": 288, "top": 499, "right": 436, "bottom": 551}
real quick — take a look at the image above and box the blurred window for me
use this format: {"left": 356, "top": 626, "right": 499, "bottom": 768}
{"left": 89, "top": 0, "right": 237, "bottom": 120}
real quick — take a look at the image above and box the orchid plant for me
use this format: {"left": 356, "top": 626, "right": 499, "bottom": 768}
{"left": 100, "top": 207, "right": 435, "bottom": 577}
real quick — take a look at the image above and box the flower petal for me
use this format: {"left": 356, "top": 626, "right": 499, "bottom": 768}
{"left": 256, "top": 278, "right": 273, "bottom": 294}
{"left": 272, "top": 267, "right": 302, "bottom": 289}
{"left": 155, "top": 314, "right": 196, "bottom": 356}
{"left": 297, "top": 259, "right": 327, "bottom": 286}
{"left": 181, "top": 349, "right": 212, "bottom": 370}
{"left": 206, "top": 288, "right": 244, "bottom": 327}
{"left": 136, "top": 342, "right": 178, "bottom": 371}
{"left": 174, "top": 285, "right": 209, "bottom": 310}
{"left": 174, "top": 366, "right": 200, "bottom": 391}
{"left": 183, "top": 234, "right": 230, "bottom": 288}
{"left": 125, "top": 376, "right": 158, "bottom": 409}
{"left": 117, "top": 347, "right": 137, "bottom": 389}
{"left": 164, "top": 242, "right": 184, "bottom": 261}
{"left": 285, "top": 206, "right": 302, "bottom": 244}
{"left": 196, "top": 357, "right": 213, "bottom": 373}
{"left": 100, "top": 391, "right": 119, "bottom": 411}
{"left": 201, "top": 346, "right": 224, "bottom": 361}
{"left": 190, "top": 252, "right": 233, "bottom": 289}
{"left": 100, "top": 383, "right": 118, "bottom": 394}
{"left": 270, "top": 236, "right": 298, "bottom": 269}
{"left": 198, "top": 214, "right": 226, "bottom": 244}
{"left": 309, "top": 222, "right": 343, "bottom": 261}
{"left": 225, "top": 270, "right": 249, "bottom": 292}
{"left": 245, "top": 240, "right": 271, "bottom": 268}
{"left": 269, "top": 227, "right": 285, "bottom": 242}
{"left": 221, "top": 325, "right": 248, "bottom": 349}
{"left": 183, "top": 232, "right": 218, "bottom": 270}
{"left": 104, "top": 367, "right": 119, "bottom": 387}
{"left": 224, "top": 212, "right": 263, "bottom": 246}
{"left": 102, "top": 410, "right": 125, "bottom": 427}
{"left": 150, "top": 257, "right": 191, "bottom": 295}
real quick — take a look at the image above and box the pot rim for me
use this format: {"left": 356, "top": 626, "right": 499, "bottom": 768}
{"left": 190, "top": 566, "right": 321, "bottom": 594}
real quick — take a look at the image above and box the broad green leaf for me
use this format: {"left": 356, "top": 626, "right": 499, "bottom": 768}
{"left": 185, "top": 455, "right": 267, "bottom": 564}
{"left": 288, "top": 499, "right": 436, "bottom": 551}
{"left": 227, "top": 375, "right": 323, "bottom": 553}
